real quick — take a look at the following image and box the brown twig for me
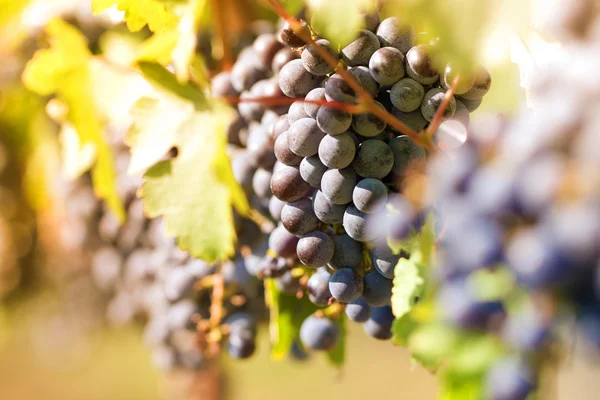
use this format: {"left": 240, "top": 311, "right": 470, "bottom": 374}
{"left": 426, "top": 75, "right": 460, "bottom": 139}
{"left": 263, "top": 0, "right": 434, "bottom": 151}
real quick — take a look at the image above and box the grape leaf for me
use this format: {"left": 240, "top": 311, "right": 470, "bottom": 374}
{"left": 0, "top": 0, "right": 31, "bottom": 27}
{"left": 171, "top": 0, "right": 208, "bottom": 82}
{"left": 445, "top": 334, "right": 504, "bottom": 378}
{"left": 391, "top": 256, "right": 424, "bottom": 319}
{"left": 136, "top": 98, "right": 249, "bottom": 261}
{"left": 92, "top": 0, "right": 177, "bottom": 33}
{"left": 408, "top": 323, "right": 459, "bottom": 371}
{"left": 265, "top": 279, "right": 318, "bottom": 360}
{"left": 391, "top": 314, "right": 417, "bottom": 346}
{"left": 22, "top": 19, "right": 125, "bottom": 221}
{"left": 326, "top": 315, "right": 346, "bottom": 368}
{"left": 439, "top": 374, "right": 483, "bottom": 400}
{"left": 307, "top": 0, "right": 378, "bottom": 46}
{"left": 419, "top": 213, "right": 436, "bottom": 266}
{"left": 137, "top": 61, "right": 206, "bottom": 106}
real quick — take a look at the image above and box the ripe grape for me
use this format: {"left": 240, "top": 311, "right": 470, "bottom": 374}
{"left": 458, "top": 65, "right": 492, "bottom": 100}
{"left": 312, "top": 190, "right": 347, "bottom": 224}
{"left": 369, "top": 47, "right": 406, "bottom": 86}
{"left": 328, "top": 233, "right": 363, "bottom": 270}
{"left": 406, "top": 44, "right": 439, "bottom": 85}
{"left": 297, "top": 231, "right": 335, "bottom": 268}
{"left": 321, "top": 168, "right": 357, "bottom": 205}
{"left": 316, "top": 106, "right": 352, "bottom": 135}
{"left": 231, "top": 57, "right": 268, "bottom": 93}
{"left": 272, "top": 47, "right": 298, "bottom": 73}
{"left": 318, "top": 133, "right": 356, "bottom": 169}
{"left": 252, "top": 168, "right": 273, "bottom": 198}
{"left": 325, "top": 73, "right": 358, "bottom": 104}
{"left": 352, "top": 178, "right": 388, "bottom": 213}
{"left": 389, "top": 135, "right": 426, "bottom": 175}
{"left": 304, "top": 87, "right": 326, "bottom": 118}
{"left": 343, "top": 205, "right": 375, "bottom": 242}
{"left": 342, "top": 30, "right": 381, "bottom": 67}
{"left": 288, "top": 101, "right": 310, "bottom": 124}
{"left": 253, "top": 33, "right": 285, "bottom": 69}
{"left": 363, "top": 306, "right": 395, "bottom": 340}
{"left": 371, "top": 244, "right": 404, "bottom": 279}
{"left": 211, "top": 71, "right": 239, "bottom": 97}
{"left": 390, "top": 78, "right": 425, "bottom": 112}
{"left": 270, "top": 164, "right": 311, "bottom": 202}
{"left": 346, "top": 297, "right": 371, "bottom": 322}
{"left": 279, "top": 18, "right": 310, "bottom": 48}
{"left": 362, "top": 11, "right": 381, "bottom": 32}
{"left": 348, "top": 66, "right": 380, "bottom": 97}
{"left": 486, "top": 357, "right": 534, "bottom": 400}
{"left": 302, "top": 39, "right": 339, "bottom": 76}
{"left": 279, "top": 59, "right": 323, "bottom": 98}
{"left": 376, "top": 17, "right": 415, "bottom": 54}
{"left": 300, "top": 315, "right": 340, "bottom": 351}
{"left": 274, "top": 131, "right": 303, "bottom": 166}
{"left": 352, "top": 139, "right": 394, "bottom": 179}
{"left": 362, "top": 271, "right": 393, "bottom": 306}
{"left": 329, "top": 268, "right": 364, "bottom": 303}
{"left": 287, "top": 118, "right": 326, "bottom": 157}
{"left": 391, "top": 108, "right": 428, "bottom": 131}
{"left": 281, "top": 198, "right": 320, "bottom": 236}
{"left": 351, "top": 103, "right": 387, "bottom": 138}
{"left": 307, "top": 269, "right": 332, "bottom": 306}
{"left": 299, "top": 155, "right": 328, "bottom": 187}
{"left": 441, "top": 62, "right": 475, "bottom": 95}
{"left": 421, "top": 88, "right": 456, "bottom": 122}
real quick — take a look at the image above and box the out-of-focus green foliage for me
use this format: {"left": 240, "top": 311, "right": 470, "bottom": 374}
{"left": 22, "top": 19, "right": 125, "bottom": 221}
{"left": 0, "top": 0, "right": 31, "bottom": 27}
{"left": 92, "top": 0, "right": 178, "bottom": 32}
{"left": 307, "top": 0, "right": 378, "bottom": 46}
{"left": 392, "top": 256, "right": 424, "bottom": 319}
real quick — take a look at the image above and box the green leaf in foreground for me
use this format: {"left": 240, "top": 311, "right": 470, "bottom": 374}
{"left": 265, "top": 278, "right": 318, "bottom": 360}
{"left": 391, "top": 256, "right": 424, "bottom": 319}
{"left": 137, "top": 61, "right": 206, "bottom": 107}
{"left": 326, "top": 315, "right": 346, "bottom": 368}
{"left": 92, "top": 0, "right": 177, "bottom": 33}
{"left": 136, "top": 99, "right": 248, "bottom": 261}
{"left": 307, "top": 0, "right": 378, "bottom": 46}
{"left": 22, "top": 19, "right": 124, "bottom": 221}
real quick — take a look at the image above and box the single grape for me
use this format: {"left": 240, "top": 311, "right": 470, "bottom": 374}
{"left": 247, "top": 122, "right": 276, "bottom": 169}
{"left": 421, "top": 88, "right": 456, "bottom": 122}
{"left": 328, "top": 233, "right": 363, "bottom": 270}
{"left": 389, "top": 135, "right": 426, "bottom": 175}
{"left": 441, "top": 62, "right": 475, "bottom": 95}
{"left": 281, "top": 198, "right": 320, "bottom": 236}
{"left": 302, "top": 39, "right": 339, "bottom": 75}
{"left": 252, "top": 168, "right": 273, "bottom": 198}
{"left": 231, "top": 151, "right": 257, "bottom": 193}
{"left": 316, "top": 106, "right": 352, "bottom": 135}
{"left": 348, "top": 66, "right": 380, "bottom": 97}
{"left": 503, "top": 306, "right": 551, "bottom": 352}
{"left": 437, "top": 280, "right": 504, "bottom": 329}
{"left": 362, "top": 271, "right": 393, "bottom": 306}
{"left": 369, "top": 47, "right": 406, "bottom": 86}
{"left": 270, "top": 164, "right": 311, "bottom": 202}
{"left": 352, "top": 178, "right": 388, "bottom": 213}
{"left": 457, "top": 65, "right": 491, "bottom": 100}
{"left": 299, "top": 155, "right": 328, "bottom": 187}
{"left": 325, "top": 73, "right": 358, "bottom": 104}
{"left": 297, "top": 231, "right": 335, "bottom": 268}
{"left": 391, "top": 108, "right": 428, "bottom": 131}
{"left": 486, "top": 357, "right": 535, "bottom": 400}
{"left": 279, "top": 59, "right": 323, "bottom": 98}
{"left": 318, "top": 133, "right": 356, "bottom": 169}
{"left": 227, "top": 329, "right": 256, "bottom": 359}
{"left": 274, "top": 130, "right": 303, "bottom": 166}
{"left": 343, "top": 206, "right": 375, "bottom": 242}
{"left": 460, "top": 97, "right": 483, "bottom": 112}
{"left": 238, "top": 89, "right": 264, "bottom": 123}
{"left": 329, "top": 268, "right": 364, "bottom": 302}
{"left": 312, "top": 190, "right": 347, "bottom": 224}
{"left": 287, "top": 118, "right": 327, "bottom": 157}
{"left": 269, "top": 114, "right": 290, "bottom": 144}
{"left": 321, "top": 168, "right": 357, "bottom": 205}
{"left": 211, "top": 71, "right": 239, "bottom": 97}
{"left": 225, "top": 312, "right": 257, "bottom": 335}
{"left": 342, "top": 30, "right": 381, "bottom": 67}
{"left": 363, "top": 306, "right": 395, "bottom": 340}
{"left": 300, "top": 315, "right": 340, "bottom": 351}
{"left": 346, "top": 297, "right": 371, "bottom": 322}
{"left": 390, "top": 78, "right": 425, "bottom": 112}
{"left": 376, "top": 17, "right": 415, "bottom": 54}
{"left": 304, "top": 87, "right": 326, "bottom": 118}
{"left": 406, "top": 44, "right": 439, "bottom": 85}
{"left": 272, "top": 47, "right": 298, "bottom": 73}
{"left": 279, "top": 18, "right": 310, "bottom": 48}
{"left": 231, "top": 57, "right": 268, "bottom": 93}
{"left": 362, "top": 11, "right": 381, "bottom": 32}
{"left": 253, "top": 33, "right": 285, "bottom": 69}
{"left": 276, "top": 270, "right": 302, "bottom": 294}
{"left": 288, "top": 101, "right": 310, "bottom": 124}
{"left": 307, "top": 270, "right": 332, "bottom": 306}
{"left": 371, "top": 244, "right": 405, "bottom": 279}
{"left": 352, "top": 139, "right": 394, "bottom": 179}
{"left": 351, "top": 101, "right": 387, "bottom": 137}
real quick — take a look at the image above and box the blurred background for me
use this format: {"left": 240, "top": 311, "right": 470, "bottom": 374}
{"left": 1, "top": 0, "right": 599, "bottom": 399}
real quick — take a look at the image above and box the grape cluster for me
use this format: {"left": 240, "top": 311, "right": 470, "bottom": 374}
{"left": 255, "top": 13, "right": 492, "bottom": 351}
{"left": 426, "top": 3, "right": 600, "bottom": 399}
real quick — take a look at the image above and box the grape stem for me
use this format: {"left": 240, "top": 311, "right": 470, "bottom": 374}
{"left": 263, "top": 0, "right": 435, "bottom": 152}
{"left": 426, "top": 75, "right": 460, "bottom": 139}
{"left": 221, "top": 95, "right": 362, "bottom": 113}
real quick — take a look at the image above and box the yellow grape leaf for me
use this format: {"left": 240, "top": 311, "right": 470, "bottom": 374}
{"left": 0, "top": 0, "right": 30, "bottom": 27}
{"left": 92, "top": 0, "right": 177, "bottom": 33}
{"left": 135, "top": 99, "right": 249, "bottom": 261}
{"left": 22, "top": 19, "right": 125, "bottom": 221}
{"left": 307, "top": 0, "right": 378, "bottom": 46}
{"left": 391, "top": 256, "right": 424, "bottom": 318}
{"left": 137, "top": 29, "right": 179, "bottom": 65}
{"left": 172, "top": 0, "right": 208, "bottom": 82}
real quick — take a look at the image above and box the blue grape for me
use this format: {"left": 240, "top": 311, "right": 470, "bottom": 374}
{"left": 328, "top": 233, "right": 363, "bottom": 270}
{"left": 376, "top": 17, "right": 414, "bottom": 54}
{"left": 329, "top": 268, "right": 364, "bottom": 303}
{"left": 297, "top": 231, "right": 335, "bottom": 268}
{"left": 281, "top": 198, "right": 320, "bottom": 236}
{"left": 321, "top": 168, "right": 357, "bottom": 205}
{"left": 342, "top": 30, "right": 381, "bottom": 67}
{"left": 346, "top": 297, "right": 371, "bottom": 322}
{"left": 352, "top": 178, "right": 388, "bottom": 213}
{"left": 300, "top": 315, "right": 340, "bottom": 351}
{"left": 287, "top": 118, "right": 326, "bottom": 157}
{"left": 316, "top": 106, "right": 352, "bottom": 135}
{"left": 307, "top": 269, "right": 332, "bottom": 306}
{"left": 369, "top": 47, "right": 405, "bottom": 86}
{"left": 302, "top": 39, "right": 339, "bottom": 76}
{"left": 312, "top": 190, "right": 347, "bottom": 225}
{"left": 318, "top": 133, "right": 356, "bottom": 169}
{"left": 390, "top": 78, "right": 425, "bottom": 112}
{"left": 486, "top": 357, "right": 535, "bottom": 400}
{"left": 279, "top": 59, "right": 323, "bottom": 98}
{"left": 364, "top": 306, "right": 395, "bottom": 340}
{"left": 362, "top": 271, "right": 393, "bottom": 306}
{"left": 343, "top": 205, "right": 375, "bottom": 242}
{"left": 352, "top": 139, "right": 394, "bottom": 179}
{"left": 300, "top": 155, "right": 328, "bottom": 187}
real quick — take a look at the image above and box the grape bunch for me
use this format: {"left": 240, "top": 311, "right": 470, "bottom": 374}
{"left": 425, "top": 3, "right": 600, "bottom": 399}
{"left": 250, "top": 13, "right": 492, "bottom": 352}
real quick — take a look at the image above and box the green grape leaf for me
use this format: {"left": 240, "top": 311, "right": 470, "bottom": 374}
{"left": 137, "top": 99, "right": 248, "bottom": 261}
{"left": 391, "top": 256, "right": 424, "bottom": 319}
{"left": 22, "top": 19, "right": 125, "bottom": 221}
{"left": 439, "top": 374, "right": 484, "bottom": 400}
{"left": 419, "top": 213, "right": 436, "bottom": 266}
{"left": 137, "top": 61, "right": 206, "bottom": 107}
{"left": 171, "top": 0, "right": 208, "bottom": 82}
{"left": 391, "top": 314, "right": 417, "bottom": 346}
{"left": 92, "top": 0, "right": 177, "bottom": 33}
{"left": 408, "top": 323, "right": 459, "bottom": 371}
{"left": 326, "top": 315, "right": 346, "bottom": 368}
{"left": 137, "top": 30, "right": 180, "bottom": 65}
{"left": 446, "top": 334, "right": 504, "bottom": 378}
{"left": 307, "top": 0, "right": 378, "bottom": 46}
{"left": 265, "top": 278, "right": 319, "bottom": 360}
